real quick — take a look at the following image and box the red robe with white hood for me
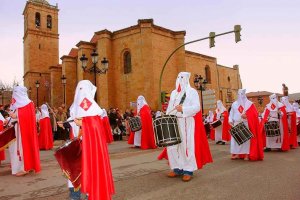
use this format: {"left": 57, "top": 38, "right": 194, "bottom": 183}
{"left": 229, "top": 89, "right": 264, "bottom": 161}
{"left": 281, "top": 96, "right": 298, "bottom": 148}
{"left": 212, "top": 100, "right": 231, "bottom": 142}
{"left": 38, "top": 104, "right": 53, "bottom": 150}
{"left": 71, "top": 80, "right": 114, "bottom": 200}
{"left": 136, "top": 95, "right": 156, "bottom": 149}
{"left": 260, "top": 94, "right": 289, "bottom": 151}
{"left": 160, "top": 72, "right": 212, "bottom": 172}
{"left": 9, "top": 86, "right": 40, "bottom": 174}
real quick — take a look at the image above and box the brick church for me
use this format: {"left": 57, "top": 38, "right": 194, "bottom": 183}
{"left": 23, "top": 0, "right": 242, "bottom": 112}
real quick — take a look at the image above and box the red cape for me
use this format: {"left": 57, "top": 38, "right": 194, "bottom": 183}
{"left": 0, "top": 121, "right": 5, "bottom": 161}
{"left": 246, "top": 104, "right": 264, "bottom": 161}
{"left": 140, "top": 105, "right": 157, "bottom": 150}
{"left": 38, "top": 117, "right": 53, "bottom": 150}
{"left": 81, "top": 116, "right": 114, "bottom": 200}
{"left": 158, "top": 111, "right": 213, "bottom": 169}
{"left": 289, "top": 111, "right": 298, "bottom": 148}
{"left": 221, "top": 111, "right": 231, "bottom": 141}
{"left": 209, "top": 111, "right": 231, "bottom": 141}
{"left": 103, "top": 116, "right": 114, "bottom": 144}
{"left": 18, "top": 102, "right": 41, "bottom": 172}
{"left": 260, "top": 107, "right": 290, "bottom": 151}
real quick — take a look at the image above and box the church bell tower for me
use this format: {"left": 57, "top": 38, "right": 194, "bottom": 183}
{"left": 23, "top": 0, "right": 59, "bottom": 106}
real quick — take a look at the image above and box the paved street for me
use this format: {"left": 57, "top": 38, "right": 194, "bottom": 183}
{"left": 1, "top": 140, "right": 300, "bottom": 200}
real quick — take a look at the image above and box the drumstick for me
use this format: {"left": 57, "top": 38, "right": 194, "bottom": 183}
{"left": 45, "top": 102, "right": 57, "bottom": 118}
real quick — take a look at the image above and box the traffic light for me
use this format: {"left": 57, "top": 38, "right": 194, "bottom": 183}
{"left": 209, "top": 32, "right": 215, "bottom": 48}
{"left": 234, "top": 25, "right": 241, "bottom": 43}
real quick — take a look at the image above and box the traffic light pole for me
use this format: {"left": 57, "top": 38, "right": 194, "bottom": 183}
{"left": 158, "top": 26, "right": 241, "bottom": 110}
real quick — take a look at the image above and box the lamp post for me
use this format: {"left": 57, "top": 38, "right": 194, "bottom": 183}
{"left": 193, "top": 74, "right": 208, "bottom": 113}
{"left": 0, "top": 87, "right": 5, "bottom": 104}
{"left": 35, "top": 80, "right": 40, "bottom": 106}
{"left": 80, "top": 49, "right": 109, "bottom": 102}
{"left": 61, "top": 75, "right": 67, "bottom": 105}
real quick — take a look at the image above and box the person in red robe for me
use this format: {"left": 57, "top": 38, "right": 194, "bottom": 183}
{"left": 229, "top": 89, "right": 264, "bottom": 161}
{"left": 210, "top": 100, "right": 231, "bottom": 145}
{"left": 136, "top": 96, "right": 156, "bottom": 150}
{"left": 281, "top": 96, "right": 298, "bottom": 149}
{"left": 260, "top": 94, "right": 290, "bottom": 151}
{"left": 38, "top": 104, "right": 53, "bottom": 150}
{"left": 158, "top": 72, "right": 212, "bottom": 182}
{"left": 0, "top": 113, "right": 6, "bottom": 164}
{"left": 9, "top": 86, "right": 40, "bottom": 176}
{"left": 71, "top": 80, "right": 114, "bottom": 200}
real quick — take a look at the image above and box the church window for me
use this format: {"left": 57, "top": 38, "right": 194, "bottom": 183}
{"left": 35, "top": 12, "right": 41, "bottom": 27}
{"left": 124, "top": 51, "right": 132, "bottom": 74}
{"left": 47, "top": 15, "right": 52, "bottom": 29}
{"left": 205, "top": 65, "right": 211, "bottom": 83}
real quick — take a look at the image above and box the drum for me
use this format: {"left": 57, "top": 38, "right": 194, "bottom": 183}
{"left": 153, "top": 115, "right": 181, "bottom": 147}
{"left": 230, "top": 122, "right": 253, "bottom": 145}
{"left": 264, "top": 121, "right": 280, "bottom": 137}
{"left": 297, "top": 122, "right": 300, "bottom": 135}
{"left": 211, "top": 120, "right": 222, "bottom": 128}
{"left": 54, "top": 138, "right": 82, "bottom": 190}
{"left": 128, "top": 117, "right": 142, "bottom": 132}
{"left": 0, "top": 126, "right": 16, "bottom": 151}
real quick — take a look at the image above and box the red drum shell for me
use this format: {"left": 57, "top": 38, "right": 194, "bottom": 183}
{"left": 0, "top": 126, "right": 16, "bottom": 151}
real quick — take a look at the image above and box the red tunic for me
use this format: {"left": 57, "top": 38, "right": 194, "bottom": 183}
{"left": 18, "top": 102, "right": 41, "bottom": 172}
{"left": 81, "top": 116, "right": 114, "bottom": 200}
{"left": 246, "top": 104, "right": 264, "bottom": 161}
{"left": 102, "top": 116, "right": 114, "bottom": 144}
{"left": 140, "top": 105, "right": 156, "bottom": 150}
{"left": 38, "top": 117, "right": 53, "bottom": 150}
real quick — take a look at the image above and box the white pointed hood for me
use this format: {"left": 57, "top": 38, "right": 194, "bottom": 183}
{"left": 137, "top": 95, "right": 148, "bottom": 113}
{"left": 175, "top": 72, "right": 191, "bottom": 95}
{"left": 71, "top": 80, "right": 103, "bottom": 118}
{"left": 10, "top": 85, "right": 31, "bottom": 110}
{"left": 267, "top": 94, "right": 284, "bottom": 111}
{"left": 40, "top": 104, "right": 50, "bottom": 119}
{"left": 216, "top": 100, "right": 226, "bottom": 114}
{"left": 292, "top": 103, "right": 300, "bottom": 117}
{"left": 281, "top": 96, "right": 293, "bottom": 112}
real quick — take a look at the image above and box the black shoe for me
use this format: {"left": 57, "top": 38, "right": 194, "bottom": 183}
{"left": 221, "top": 142, "right": 226, "bottom": 145}
{"left": 216, "top": 141, "right": 222, "bottom": 145}
{"left": 264, "top": 148, "right": 271, "bottom": 152}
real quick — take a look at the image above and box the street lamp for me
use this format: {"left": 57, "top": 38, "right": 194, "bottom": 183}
{"left": 61, "top": 75, "right": 67, "bottom": 105}
{"left": 35, "top": 80, "right": 40, "bottom": 106}
{"left": 80, "top": 49, "right": 109, "bottom": 102}
{"left": 0, "top": 87, "right": 5, "bottom": 104}
{"left": 193, "top": 74, "right": 208, "bottom": 113}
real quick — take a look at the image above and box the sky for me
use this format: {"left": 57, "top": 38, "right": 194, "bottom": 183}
{"left": 0, "top": 0, "right": 300, "bottom": 94}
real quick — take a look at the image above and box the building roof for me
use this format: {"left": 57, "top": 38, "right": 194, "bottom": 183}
{"left": 68, "top": 48, "right": 78, "bottom": 58}
{"left": 289, "top": 93, "right": 300, "bottom": 101}
{"left": 246, "top": 91, "right": 283, "bottom": 97}
{"left": 29, "top": 0, "right": 49, "bottom": 5}
{"left": 185, "top": 50, "right": 216, "bottom": 60}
